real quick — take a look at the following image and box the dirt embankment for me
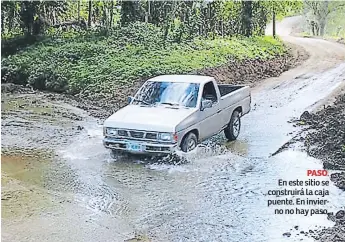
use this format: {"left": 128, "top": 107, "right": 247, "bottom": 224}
{"left": 298, "top": 91, "right": 345, "bottom": 188}
{"left": 196, "top": 42, "right": 307, "bottom": 85}
{"left": 295, "top": 89, "right": 345, "bottom": 242}
{"left": 312, "top": 210, "right": 345, "bottom": 242}
{"left": 2, "top": 42, "right": 308, "bottom": 122}
{"left": 65, "top": 43, "right": 310, "bottom": 121}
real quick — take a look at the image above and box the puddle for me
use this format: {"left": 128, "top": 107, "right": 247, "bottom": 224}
{"left": 224, "top": 139, "right": 249, "bottom": 156}
{"left": 2, "top": 151, "right": 51, "bottom": 185}
{"left": 1, "top": 151, "right": 56, "bottom": 219}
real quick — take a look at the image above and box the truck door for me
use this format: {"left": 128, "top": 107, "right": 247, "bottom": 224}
{"left": 198, "top": 81, "right": 221, "bottom": 140}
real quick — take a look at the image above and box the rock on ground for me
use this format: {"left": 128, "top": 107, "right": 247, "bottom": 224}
{"left": 311, "top": 210, "right": 345, "bottom": 242}
{"left": 298, "top": 92, "right": 345, "bottom": 241}
{"left": 299, "top": 93, "right": 345, "bottom": 176}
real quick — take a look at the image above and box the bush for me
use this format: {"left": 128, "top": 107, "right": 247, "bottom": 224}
{"left": 111, "top": 22, "right": 165, "bottom": 47}
{"left": 1, "top": 35, "right": 40, "bottom": 57}
{"left": 1, "top": 65, "right": 29, "bottom": 85}
{"left": 28, "top": 69, "right": 68, "bottom": 93}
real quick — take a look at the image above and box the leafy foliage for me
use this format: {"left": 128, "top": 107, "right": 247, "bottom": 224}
{"left": 304, "top": 1, "right": 345, "bottom": 36}
{"left": 1, "top": 1, "right": 294, "bottom": 97}
{"left": 2, "top": 23, "right": 286, "bottom": 95}
{"left": 1, "top": 0, "right": 304, "bottom": 40}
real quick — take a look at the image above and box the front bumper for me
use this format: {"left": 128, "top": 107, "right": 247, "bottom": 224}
{"left": 103, "top": 137, "right": 177, "bottom": 155}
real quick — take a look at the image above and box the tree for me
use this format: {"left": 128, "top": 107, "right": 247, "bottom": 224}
{"left": 88, "top": 0, "right": 92, "bottom": 27}
{"left": 1, "top": 1, "right": 19, "bottom": 33}
{"left": 1, "top": 0, "right": 306, "bottom": 41}
{"left": 77, "top": 0, "right": 81, "bottom": 21}
{"left": 258, "top": 0, "right": 303, "bottom": 36}
{"left": 120, "top": 1, "right": 143, "bottom": 26}
{"left": 241, "top": 1, "right": 253, "bottom": 37}
{"left": 110, "top": 0, "right": 114, "bottom": 28}
{"left": 305, "top": 1, "right": 345, "bottom": 36}
{"left": 19, "top": 1, "right": 39, "bottom": 36}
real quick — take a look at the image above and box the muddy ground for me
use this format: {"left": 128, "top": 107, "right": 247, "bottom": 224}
{"left": 296, "top": 89, "right": 345, "bottom": 242}
{"left": 299, "top": 91, "right": 345, "bottom": 172}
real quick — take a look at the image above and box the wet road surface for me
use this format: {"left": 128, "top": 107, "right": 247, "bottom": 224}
{"left": 2, "top": 17, "right": 345, "bottom": 242}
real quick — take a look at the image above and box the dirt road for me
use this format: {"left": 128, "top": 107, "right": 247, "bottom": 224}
{"left": 2, "top": 16, "right": 345, "bottom": 242}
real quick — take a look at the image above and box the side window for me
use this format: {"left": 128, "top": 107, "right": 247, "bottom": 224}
{"left": 202, "top": 81, "right": 218, "bottom": 103}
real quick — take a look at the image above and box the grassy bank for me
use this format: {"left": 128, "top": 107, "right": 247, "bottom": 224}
{"left": 1, "top": 23, "right": 287, "bottom": 98}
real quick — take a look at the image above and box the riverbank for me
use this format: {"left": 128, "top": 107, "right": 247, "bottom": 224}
{"left": 296, "top": 87, "right": 345, "bottom": 242}
{"left": 2, "top": 21, "right": 308, "bottom": 121}
{"left": 2, "top": 39, "right": 307, "bottom": 122}
{"left": 299, "top": 89, "right": 345, "bottom": 186}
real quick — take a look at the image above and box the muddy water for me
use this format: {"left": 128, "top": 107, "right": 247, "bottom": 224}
{"left": 4, "top": 59, "right": 339, "bottom": 241}
{"left": 44, "top": 61, "right": 345, "bottom": 242}
{"left": 2, "top": 152, "right": 53, "bottom": 219}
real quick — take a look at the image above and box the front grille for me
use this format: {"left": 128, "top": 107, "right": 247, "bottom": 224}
{"left": 118, "top": 130, "right": 129, "bottom": 136}
{"left": 130, "top": 131, "right": 144, "bottom": 138}
{"left": 145, "top": 132, "right": 158, "bottom": 140}
{"left": 116, "top": 129, "right": 158, "bottom": 140}
{"left": 146, "top": 146, "right": 171, "bottom": 152}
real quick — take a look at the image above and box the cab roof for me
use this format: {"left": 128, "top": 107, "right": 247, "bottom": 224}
{"left": 147, "top": 75, "right": 214, "bottom": 84}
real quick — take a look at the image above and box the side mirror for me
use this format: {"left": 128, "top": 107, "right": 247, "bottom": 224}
{"left": 128, "top": 96, "right": 133, "bottom": 104}
{"left": 200, "top": 99, "right": 213, "bottom": 111}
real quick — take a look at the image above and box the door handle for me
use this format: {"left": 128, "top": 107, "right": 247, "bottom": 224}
{"left": 217, "top": 110, "right": 222, "bottom": 113}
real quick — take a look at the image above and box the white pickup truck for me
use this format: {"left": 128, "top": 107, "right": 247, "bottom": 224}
{"left": 103, "top": 75, "right": 251, "bottom": 156}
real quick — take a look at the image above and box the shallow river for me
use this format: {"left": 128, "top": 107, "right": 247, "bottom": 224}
{"left": 53, "top": 62, "right": 345, "bottom": 242}
{"left": 2, "top": 17, "right": 345, "bottom": 242}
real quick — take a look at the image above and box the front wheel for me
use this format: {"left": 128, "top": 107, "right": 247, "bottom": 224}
{"left": 224, "top": 110, "right": 241, "bottom": 141}
{"left": 180, "top": 132, "right": 198, "bottom": 152}
{"left": 110, "top": 149, "right": 124, "bottom": 159}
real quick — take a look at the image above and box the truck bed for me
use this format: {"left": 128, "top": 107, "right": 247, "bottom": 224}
{"left": 218, "top": 84, "right": 245, "bottom": 97}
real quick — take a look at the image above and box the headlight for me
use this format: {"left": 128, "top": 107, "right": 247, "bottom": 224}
{"left": 105, "top": 127, "right": 117, "bottom": 136}
{"left": 159, "top": 133, "right": 173, "bottom": 141}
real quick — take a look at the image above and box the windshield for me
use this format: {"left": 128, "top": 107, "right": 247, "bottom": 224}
{"left": 132, "top": 81, "right": 200, "bottom": 108}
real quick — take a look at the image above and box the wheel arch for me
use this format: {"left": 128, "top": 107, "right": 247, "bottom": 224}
{"left": 180, "top": 129, "right": 199, "bottom": 145}
{"left": 184, "top": 129, "right": 199, "bottom": 140}
{"left": 234, "top": 106, "right": 242, "bottom": 114}
{"left": 227, "top": 106, "right": 242, "bottom": 124}
{"left": 180, "top": 129, "right": 199, "bottom": 152}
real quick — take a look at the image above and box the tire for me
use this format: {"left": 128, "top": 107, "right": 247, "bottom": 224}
{"left": 110, "top": 149, "right": 123, "bottom": 159}
{"left": 180, "top": 132, "right": 198, "bottom": 152}
{"left": 224, "top": 110, "right": 241, "bottom": 141}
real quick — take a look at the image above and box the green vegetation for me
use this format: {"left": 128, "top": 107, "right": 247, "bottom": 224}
{"left": 1, "top": 0, "right": 298, "bottom": 97}
{"left": 303, "top": 1, "right": 345, "bottom": 37}
{"left": 1, "top": 1, "right": 303, "bottom": 39}
{"left": 324, "top": 9, "right": 345, "bottom": 40}
{"left": 2, "top": 22, "right": 286, "bottom": 96}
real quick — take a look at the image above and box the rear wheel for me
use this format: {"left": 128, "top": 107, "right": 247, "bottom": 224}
{"left": 180, "top": 132, "right": 198, "bottom": 152}
{"left": 224, "top": 110, "right": 241, "bottom": 141}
